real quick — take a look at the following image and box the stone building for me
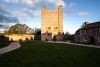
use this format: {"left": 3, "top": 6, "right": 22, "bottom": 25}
{"left": 74, "top": 21, "right": 100, "bottom": 45}
{"left": 41, "top": 32, "right": 52, "bottom": 41}
{"left": 41, "top": 1, "right": 63, "bottom": 41}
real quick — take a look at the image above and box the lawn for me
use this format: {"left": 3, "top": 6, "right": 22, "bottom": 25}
{"left": 0, "top": 41, "right": 100, "bottom": 67}
{"left": 0, "top": 42, "right": 11, "bottom": 48}
{"left": 0, "top": 44, "right": 7, "bottom": 48}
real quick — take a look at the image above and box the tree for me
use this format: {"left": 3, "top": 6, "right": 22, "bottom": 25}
{"left": 0, "top": 35, "right": 9, "bottom": 42}
{"left": 53, "top": 35, "right": 57, "bottom": 41}
{"left": 81, "top": 22, "right": 90, "bottom": 28}
{"left": 34, "top": 28, "right": 41, "bottom": 40}
{"left": 63, "top": 32, "right": 74, "bottom": 41}
{"left": 7, "top": 23, "right": 33, "bottom": 34}
{"left": 34, "top": 28, "right": 41, "bottom": 35}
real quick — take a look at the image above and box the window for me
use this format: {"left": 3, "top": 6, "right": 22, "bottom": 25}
{"left": 98, "top": 36, "right": 100, "bottom": 42}
{"left": 84, "top": 30, "right": 87, "bottom": 34}
{"left": 55, "top": 27, "right": 58, "bottom": 29}
{"left": 99, "top": 28, "right": 100, "bottom": 33}
{"left": 88, "top": 29, "right": 92, "bottom": 33}
{"left": 84, "top": 37, "right": 87, "bottom": 41}
{"left": 48, "top": 27, "right": 51, "bottom": 29}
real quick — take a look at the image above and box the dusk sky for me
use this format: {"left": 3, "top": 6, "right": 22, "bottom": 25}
{"left": 0, "top": 0, "right": 100, "bottom": 34}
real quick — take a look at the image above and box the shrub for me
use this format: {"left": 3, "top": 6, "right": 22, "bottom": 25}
{"left": 0, "top": 35, "right": 9, "bottom": 42}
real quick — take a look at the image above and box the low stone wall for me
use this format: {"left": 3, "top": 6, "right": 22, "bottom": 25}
{"left": 5, "top": 34, "right": 34, "bottom": 41}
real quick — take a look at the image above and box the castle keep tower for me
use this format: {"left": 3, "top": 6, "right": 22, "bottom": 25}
{"left": 41, "top": 1, "right": 63, "bottom": 41}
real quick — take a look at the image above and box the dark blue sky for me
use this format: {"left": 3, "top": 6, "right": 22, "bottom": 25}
{"left": 0, "top": 0, "right": 100, "bottom": 34}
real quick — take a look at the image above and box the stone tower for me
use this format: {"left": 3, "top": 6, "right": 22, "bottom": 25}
{"left": 41, "top": 1, "right": 63, "bottom": 41}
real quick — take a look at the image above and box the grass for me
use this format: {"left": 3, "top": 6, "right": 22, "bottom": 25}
{"left": 0, "top": 42, "right": 11, "bottom": 48}
{"left": 0, "top": 41, "right": 100, "bottom": 67}
{"left": 0, "top": 44, "right": 7, "bottom": 48}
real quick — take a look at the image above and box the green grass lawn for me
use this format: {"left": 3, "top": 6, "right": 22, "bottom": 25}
{"left": 0, "top": 41, "right": 100, "bottom": 67}
{"left": 0, "top": 42, "right": 11, "bottom": 48}
{"left": 0, "top": 44, "right": 7, "bottom": 48}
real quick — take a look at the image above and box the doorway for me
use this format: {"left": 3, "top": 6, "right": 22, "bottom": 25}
{"left": 90, "top": 37, "right": 95, "bottom": 44}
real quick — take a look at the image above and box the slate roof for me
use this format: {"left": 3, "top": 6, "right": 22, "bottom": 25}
{"left": 83, "top": 21, "right": 100, "bottom": 29}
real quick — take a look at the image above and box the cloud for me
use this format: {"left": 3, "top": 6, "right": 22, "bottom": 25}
{"left": 33, "top": 0, "right": 41, "bottom": 4}
{"left": 77, "top": 12, "right": 89, "bottom": 16}
{"left": 44, "top": 0, "right": 65, "bottom": 7}
{"left": 3, "top": 0, "right": 66, "bottom": 9}
{"left": 0, "top": 4, "right": 12, "bottom": 15}
{"left": 0, "top": 24, "right": 4, "bottom": 28}
{"left": 33, "top": 10, "right": 41, "bottom": 16}
{"left": 1, "top": 0, "right": 41, "bottom": 23}
{"left": 57, "top": 0, "right": 65, "bottom": 7}
{"left": 13, "top": 8, "right": 41, "bottom": 17}
{"left": 68, "top": 2, "right": 76, "bottom": 9}
{"left": 47, "top": 0, "right": 57, "bottom": 3}
{"left": 4, "top": 0, "right": 19, "bottom": 3}
{"left": 7, "top": 16, "right": 19, "bottom": 22}
{"left": 36, "top": 0, "right": 65, "bottom": 7}
{"left": 4, "top": 0, "right": 41, "bottom": 8}
{"left": 14, "top": 8, "right": 32, "bottom": 17}
{"left": 4, "top": 0, "right": 66, "bottom": 7}
{"left": 1, "top": 0, "right": 66, "bottom": 23}
{"left": 0, "top": 14, "right": 19, "bottom": 23}
{"left": 0, "top": 23, "right": 9, "bottom": 29}
{"left": 0, "top": 14, "right": 8, "bottom": 22}
{"left": 65, "top": 2, "right": 76, "bottom": 15}
{"left": 0, "top": 4, "right": 19, "bottom": 23}
{"left": 4, "top": 0, "right": 33, "bottom": 5}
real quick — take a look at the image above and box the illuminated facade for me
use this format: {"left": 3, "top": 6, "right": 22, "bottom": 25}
{"left": 41, "top": 1, "right": 63, "bottom": 41}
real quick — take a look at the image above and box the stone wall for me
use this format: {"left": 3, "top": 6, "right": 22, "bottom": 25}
{"left": 41, "top": 33, "right": 52, "bottom": 41}
{"left": 5, "top": 34, "right": 34, "bottom": 41}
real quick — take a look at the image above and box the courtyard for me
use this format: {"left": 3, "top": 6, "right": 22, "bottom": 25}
{"left": 0, "top": 41, "right": 100, "bottom": 67}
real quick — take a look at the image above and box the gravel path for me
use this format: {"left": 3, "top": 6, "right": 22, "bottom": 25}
{"left": 47, "top": 41, "right": 100, "bottom": 48}
{"left": 0, "top": 42, "right": 21, "bottom": 54}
